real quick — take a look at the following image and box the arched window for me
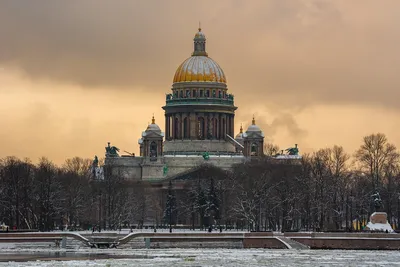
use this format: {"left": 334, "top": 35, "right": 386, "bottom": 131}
{"left": 197, "top": 117, "right": 205, "bottom": 139}
{"left": 251, "top": 143, "right": 258, "bottom": 156}
{"left": 214, "top": 118, "right": 219, "bottom": 139}
{"left": 179, "top": 90, "right": 183, "bottom": 98}
{"left": 150, "top": 141, "right": 158, "bottom": 161}
{"left": 193, "top": 90, "right": 197, "bottom": 97}
{"left": 183, "top": 117, "right": 189, "bottom": 139}
{"left": 211, "top": 118, "right": 217, "bottom": 139}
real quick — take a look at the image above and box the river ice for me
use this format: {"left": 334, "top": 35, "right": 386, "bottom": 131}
{"left": 0, "top": 248, "right": 399, "bottom": 266}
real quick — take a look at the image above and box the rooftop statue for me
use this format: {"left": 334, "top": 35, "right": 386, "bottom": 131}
{"left": 372, "top": 192, "right": 383, "bottom": 212}
{"left": 285, "top": 144, "right": 299, "bottom": 155}
{"left": 92, "top": 155, "right": 99, "bottom": 167}
{"left": 203, "top": 152, "right": 210, "bottom": 160}
{"left": 105, "top": 142, "right": 120, "bottom": 158}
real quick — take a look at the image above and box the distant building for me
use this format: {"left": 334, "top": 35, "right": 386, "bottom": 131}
{"left": 100, "top": 27, "right": 300, "bottom": 182}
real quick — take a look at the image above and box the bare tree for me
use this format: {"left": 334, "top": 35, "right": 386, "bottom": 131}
{"left": 355, "top": 133, "right": 399, "bottom": 190}
{"left": 33, "top": 157, "right": 62, "bottom": 231}
{"left": 264, "top": 143, "right": 280, "bottom": 156}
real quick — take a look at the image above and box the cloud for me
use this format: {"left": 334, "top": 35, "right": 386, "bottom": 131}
{"left": 0, "top": 1, "right": 400, "bottom": 163}
{"left": 0, "top": 0, "right": 400, "bottom": 110}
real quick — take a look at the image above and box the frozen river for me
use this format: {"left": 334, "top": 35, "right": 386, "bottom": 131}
{"left": 0, "top": 248, "right": 399, "bottom": 266}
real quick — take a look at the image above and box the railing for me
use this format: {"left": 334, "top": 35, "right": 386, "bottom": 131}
{"left": 165, "top": 97, "right": 234, "bottom": 106}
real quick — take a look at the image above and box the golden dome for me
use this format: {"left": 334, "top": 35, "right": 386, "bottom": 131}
{"left": 173, "top": 27, "right": 227, "bottom": 83}
{"left": 173, "top": 56, "right": 227, "bottom": 83}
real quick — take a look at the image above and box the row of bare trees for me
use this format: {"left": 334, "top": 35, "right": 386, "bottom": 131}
{"left": 0, "top": 133, "right": 399, "bottom": 232}
{"left": 173, "top": 133, "right": 400, "bottom": 232}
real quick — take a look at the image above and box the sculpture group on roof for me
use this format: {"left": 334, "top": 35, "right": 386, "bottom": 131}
{"left": 286, "top": 144, "right": 299, "bottom": 155}
{"left": 105, "top": 142, "right": 120, "bottom": 158}
{"left": 273, "top": 144, "right": 300, "bottom": 158}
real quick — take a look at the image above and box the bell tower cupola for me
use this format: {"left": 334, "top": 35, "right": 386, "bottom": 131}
{"left": 192, "top": 25, "right": 208, "bottom": 56}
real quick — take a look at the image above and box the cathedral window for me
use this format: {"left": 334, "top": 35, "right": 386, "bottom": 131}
{"left": 251, "top": 143, "right": 258, "bottom": 156}
{"left": 174, "top": 118, "right": 179, "bottom": 139}
{"left": 197, "top": 117, "right": 205, "bottom": 139}
{"left": 206, "top": 90, "right": 210, "bottom": 97}
{"left": 150, "top": 141, "right": 158, "bottom": 161}
{"left": 200, "top": 90, "right": 204, "bottom": 97}
{"left": 183, "top": 117, "right": 189, "bottom": 139}
{"left": 180, "top": 90, "right": 183, "bottom": 98}
{"left": 218, "top": 90, "right": 222, "bottom": 98}
{"left": 193, "top": 90, "right": 197, "bottom": 97}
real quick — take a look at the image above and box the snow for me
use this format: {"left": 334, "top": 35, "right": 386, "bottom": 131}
{"left": 275, "top": 155, "right": 302, "bottom": 159}
{"left": 0, "top": 249, "right": 399, "bottom": 266}
{"left": 366, "top": 222, "right": 394, "bottom": 233}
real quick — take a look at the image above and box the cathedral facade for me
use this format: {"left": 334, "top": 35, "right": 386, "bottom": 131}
{"left": 102, "top": 28, "right": 298, "bottom": 182}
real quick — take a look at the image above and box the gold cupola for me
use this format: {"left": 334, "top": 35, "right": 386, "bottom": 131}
{"left": 173, "top": 27, "right": 227, "bottom": 83}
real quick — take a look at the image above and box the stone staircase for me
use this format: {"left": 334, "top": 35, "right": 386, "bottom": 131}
{"left": 277, "top": 236, "right": 309, "bottom": 249}
{"left": 118, "top": 236, "right": 146, "bottom": 249}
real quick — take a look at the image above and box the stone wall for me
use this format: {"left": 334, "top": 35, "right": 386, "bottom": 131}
{"left": 104, "top": 153, "right": 245, "bottom": 181}
{"left": 164, "top": 140, "right": 236, "bottom": 153}
{"left": 293, "top": 237, "right": 400, "bottom": 250}
{"left": 105, "top": 157, "right": 142, "bottom": 180}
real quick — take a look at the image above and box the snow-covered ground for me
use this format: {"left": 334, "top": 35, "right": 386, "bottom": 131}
{"left": 0, "top": 248, "right": 399, "bottom": 266}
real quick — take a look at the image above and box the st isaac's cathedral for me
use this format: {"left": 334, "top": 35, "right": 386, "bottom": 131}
{"left": 99, "top": 27, "right": 300, "bottom": 182}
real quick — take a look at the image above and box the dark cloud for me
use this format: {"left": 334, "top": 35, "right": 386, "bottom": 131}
{"left": 1, "top": 0, "right": 400, "bottom": 110}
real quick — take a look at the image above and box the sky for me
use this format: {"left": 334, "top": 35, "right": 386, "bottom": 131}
{"left": 1, "top": 0, "right": 400, "bottom": 164}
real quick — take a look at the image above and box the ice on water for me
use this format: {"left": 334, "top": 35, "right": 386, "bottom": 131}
{"left": 0, "top": 248, "right": 400, "bottom": 266}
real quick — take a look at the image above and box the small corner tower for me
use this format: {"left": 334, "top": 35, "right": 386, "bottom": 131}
{"left": 140, "top": 115, "right": 164, "bottom": 162}
{"left": 243, "top": 116, "right": 264, "bottom": 157}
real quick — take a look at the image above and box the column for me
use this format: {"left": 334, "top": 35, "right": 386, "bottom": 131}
{"left": 231, "top": 115, "right": 235, "bottom": 137}
{"left": 222, "top": 114, "right": 226, "bottom": 139}
{"left": 180, "top": 113, "right": 183, "bottom": 140}
{"left": 190, "top": 112, "right": 196, "bottom": 140}
{"left": 227, "top": 115, "right": 230, "bottom": 137}
{"left": 204, "top": 113, "right": 209, "bottom": 139}
{"left": 172, "top": 114, "right": 176, "bottom": 140}
{"left": 209, "top": 113, "right": 214, "bottom": 139}
{"left": 165, "top": 114, "right": 169, "bottom": 139}
{"left": 218, "top": 113, "right": 222, "bottom": 140}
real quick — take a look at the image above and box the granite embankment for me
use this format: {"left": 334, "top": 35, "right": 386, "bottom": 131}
{"left": 0, "top": 231, "right": 399, "bottom": 250}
